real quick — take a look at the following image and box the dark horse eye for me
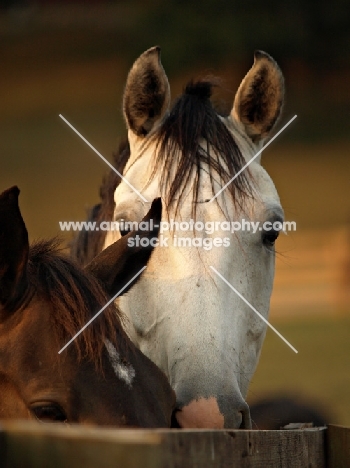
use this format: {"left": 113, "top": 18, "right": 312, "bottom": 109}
{"left": 262, "top": 229, "right": 280, "bottom": 247}
{"left": 117, "top": 218, "right": 131, "bottom": 237}
{"left": 120, "top": 228, "right": 130, "bottom": 237}
{"left": 31, "top": 404, "right": 67, "bottom": 422}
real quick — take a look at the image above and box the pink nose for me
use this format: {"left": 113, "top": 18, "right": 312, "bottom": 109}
{"left": 175, "top": 397, "right": 225, "bottom": 428}
{"left": 175, "top": 396, "right": 251, "bottom": 428}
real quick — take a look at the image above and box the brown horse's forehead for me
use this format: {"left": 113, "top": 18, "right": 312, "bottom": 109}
{"left": 0, "top": 375, "right": 30, "bottom": 418}
{"left": 0, "top": 298, "right": 73, "bottom": 390}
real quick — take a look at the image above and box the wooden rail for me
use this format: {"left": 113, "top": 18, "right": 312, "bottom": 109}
{"left": 4, "top": 421, "right": 350, "bottom": 467}
{"left": 327, "top": 425, "right": 350, "bottom": 468}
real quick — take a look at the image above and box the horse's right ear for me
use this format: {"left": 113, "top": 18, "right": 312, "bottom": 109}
{"left": 0, "top": 187, "right": 29, "bottom": 315}
{"left": 123, "top": 46, "right": 170, "bottom": 137}
{"left": 231, "top": 51, "right": 284, "bottom": 143}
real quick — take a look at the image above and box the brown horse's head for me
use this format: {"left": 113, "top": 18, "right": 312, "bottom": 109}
{"left": 0, "top": 186, "right": 175, "bottom": 427}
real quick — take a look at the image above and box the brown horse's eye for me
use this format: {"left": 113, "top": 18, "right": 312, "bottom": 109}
{"left": 31, "top": 404, "right": 67, "bottom": 422}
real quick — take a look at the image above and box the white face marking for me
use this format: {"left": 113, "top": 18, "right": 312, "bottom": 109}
{"left": 104, "top": 339, "right": 135, "bottom": 388}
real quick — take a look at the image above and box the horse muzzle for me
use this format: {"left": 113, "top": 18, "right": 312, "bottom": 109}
{"left": 172, "top": 396, "right": 251, "bottom": 429}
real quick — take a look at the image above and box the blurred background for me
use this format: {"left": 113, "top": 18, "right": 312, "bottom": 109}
{"left": 1, "top": 0, "right": 349, "bottom": 426}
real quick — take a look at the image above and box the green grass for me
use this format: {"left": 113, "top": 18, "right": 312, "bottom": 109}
{"left": 247, "top": 316, "right": 350, "bottom": 426}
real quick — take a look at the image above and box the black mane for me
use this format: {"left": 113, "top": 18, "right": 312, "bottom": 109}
{"left": 71, "top": 80, "right": 253, "bottom": 267}
{"left": 149, "top": 79, "right": 253, "bottom": 215}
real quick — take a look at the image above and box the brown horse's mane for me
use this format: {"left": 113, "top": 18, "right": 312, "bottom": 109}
{"left": 28, "top": 239, "right": 124, "bottom": 369}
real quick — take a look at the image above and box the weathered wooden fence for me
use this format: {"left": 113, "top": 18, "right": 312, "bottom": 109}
{"left": 1, "top": 421, "right": 349, "bottom": 467}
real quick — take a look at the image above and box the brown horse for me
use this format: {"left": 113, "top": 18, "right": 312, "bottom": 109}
{"left": 0, "top": 186, "right": 175, "bottom": 426}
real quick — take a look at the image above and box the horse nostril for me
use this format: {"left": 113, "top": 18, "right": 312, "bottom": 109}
{"left": 171, "top": 409, "right": 181, "bottom": 428}
{"left": 239, "top": 404, "right": 252, "bottom": 429}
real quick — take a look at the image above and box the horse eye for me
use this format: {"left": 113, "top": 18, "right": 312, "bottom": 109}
{"left": 262, "top": 230, "right": 280, "bottom": 247}
{"left": 117, "top": 219, "right": 131, "bottom": 237}
{"left": 120, "top": 228, "right": 130, "bottom": 237}
{"left": 31, "top": 404, "right": 67, "bottom": 422}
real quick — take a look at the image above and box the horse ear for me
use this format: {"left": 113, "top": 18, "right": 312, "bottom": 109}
{"left": 123, "top": 46, "right": 170, "bottom": 137}
{"left": 0, "top": 186, "right": 29, "bottom": 314}
{"left": 231, "top": 51, "right": 284, "bottom": 142}
{"left": 85, "top": 198, "right": 162, "bottom": 297}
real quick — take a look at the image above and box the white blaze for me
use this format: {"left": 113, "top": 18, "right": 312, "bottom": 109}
{"left": 105, "top": 339, "right": 135, "bottom": 387}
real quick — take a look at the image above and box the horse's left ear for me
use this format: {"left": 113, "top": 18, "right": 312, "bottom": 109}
{"left": 85, "top": 198, "right": 161, "bottom": 297}
{"left": 0, "top": 186, "right": 29, "bottom": 315}
{"left": 231, "top": 51, "right": 284, "bottom": 143}
{"left": 123, "top": 46, "right": 170, "bottom": 137}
